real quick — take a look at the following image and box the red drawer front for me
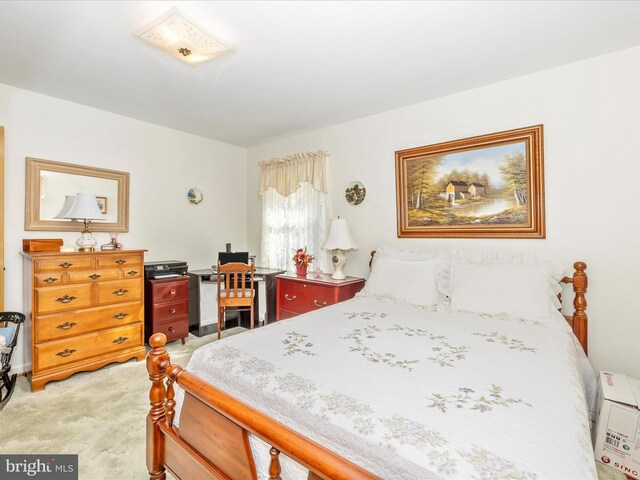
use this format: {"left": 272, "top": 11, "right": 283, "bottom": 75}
{"left": 277, "top": 309, "right": 298, "bottom": 321}
{"left": 152, "top": 300, "right": 188, "bottom": 324}
{"left": 151, "top": 318, "right": 189, "bottom": 343}
{"left": 278, "top": 279, "right": 336, "bottom": 315}
{"left": 150, "top": 279, "right": 189, "bottom": 303}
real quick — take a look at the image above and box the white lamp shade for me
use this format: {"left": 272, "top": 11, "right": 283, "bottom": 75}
{"left": 322, "top": 218, "right": 358, "bottom": 251}
{"left": 54, "top": 195, "right": 77, "bottom": 219}
{"left": 64, "top": 193, "right": 105, "bottom": 221}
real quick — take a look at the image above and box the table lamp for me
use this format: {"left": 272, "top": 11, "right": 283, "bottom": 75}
{"left": 53, "top": 195, "right": 77, "bottom": 219}
{"left": 63, "top": 193, "right": 105, "bottom": 251}
{"left": 322, "top": 218, "right": 358, "bottom": 280}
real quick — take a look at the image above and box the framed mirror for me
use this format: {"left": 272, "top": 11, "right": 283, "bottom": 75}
{"left": 25, "top": 157, "right": 129, "bottom": 232}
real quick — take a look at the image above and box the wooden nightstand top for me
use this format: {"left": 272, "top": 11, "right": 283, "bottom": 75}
{"left": 276, "top": 272, "right": 365, "bottom": 287}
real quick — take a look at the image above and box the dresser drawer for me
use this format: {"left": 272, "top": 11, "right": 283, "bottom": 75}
{"left": 35, "top": 273, "right": 64, "bottom": 287}
{"left": 35, "top": 324, "right": 143, "bottom": 371}
{"left": 150, "top": 278, "right": 189, "bottom": 303}
{"left": 36, "top": 284, "right": 93, "bottom": 314}
{"left": 96, "top": 254, "right": 142, "bottom": 268}
{"left": 278, "top": 279, "right": 335, "bottom": 314}
{"left": 122, "top": 265, "right": 142, "bottom": 279}
{"left": 35, "top": 256, "right": 93, "bottom": 272}
{"left": 150, "top": 317, "right": 189, "bottom": 343}
{"left": 67, "top": 268, "right": 120, "bottom": 284}
{"left": 35, "top": 302, "right": 143, "bottom": 342}
{"left": 276, "top": 309, "right": 297, "bottom": 321}
{"left": 151, "top": 300, "right": 188, "bottom": 324}
{"left": 96, "top": 278, "right": 143, "bottom": 305}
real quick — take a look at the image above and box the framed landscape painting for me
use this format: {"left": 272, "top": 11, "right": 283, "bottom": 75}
{"left": 396, "top": 125, "right": 545, "bottom": 238}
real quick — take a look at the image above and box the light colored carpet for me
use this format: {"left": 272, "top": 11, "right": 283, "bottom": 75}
{"left": 597, "top": 462, "right": 631, "bottom": 480}
{"left": 1, "top": 329, "right": 244, "bottom": 480}
{"left": 2, "top": 327, "right": 626, "bottom": 480}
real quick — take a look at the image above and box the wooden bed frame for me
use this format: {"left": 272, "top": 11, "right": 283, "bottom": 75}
{"left": 146, "top": 259, "right": 588, "bottom": 480}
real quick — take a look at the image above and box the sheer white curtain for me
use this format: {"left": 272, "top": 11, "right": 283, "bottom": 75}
{"left": 258, "top": 151, "right": 331, "bottom": 272}
{"left": 260, "top": 183, "right": 330, "bottom": 272}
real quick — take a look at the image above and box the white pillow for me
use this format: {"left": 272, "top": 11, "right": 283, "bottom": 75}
{"left": 364, "top": 255, "right": 442, "bottom": 307}
{"left": 374, "top": 244, "right": 445, "bottom": 261}
{"left": 440, "top": 250, "right": 567, "bottom": 311}
{"left": 449, "top": 262, "right": 552, "bottom": 322}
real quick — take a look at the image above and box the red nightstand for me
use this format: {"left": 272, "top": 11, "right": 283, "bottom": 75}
{"left": 144, "top": 276, "right": 189, "bottom": 344}
{"left": 276, "top": 273, "right": 365, "bottom": 320}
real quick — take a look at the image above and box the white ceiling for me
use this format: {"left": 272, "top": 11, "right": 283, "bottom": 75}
{"left": 1, "top": 1, "right": 640, "bottom": 147}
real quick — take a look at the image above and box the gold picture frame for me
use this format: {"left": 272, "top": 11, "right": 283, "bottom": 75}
{"left": 396, "top": 125, "right": 545, "bottom": 238}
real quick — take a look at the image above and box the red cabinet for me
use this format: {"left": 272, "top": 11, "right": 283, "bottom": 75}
{"left": 145, "top": 276, "right": 189, "bottom": 344}
{"left": 276, "top": 273, "right": 365, "bottom": 320}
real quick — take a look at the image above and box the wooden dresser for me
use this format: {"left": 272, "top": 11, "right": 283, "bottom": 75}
{"left": 276, "top": 273, "right": 365, "bottom": 321}
{"left": 144, "top": 276, "right": 189, "bottom": 345}
{"left": 22, "top": 250, "right": 146, "bottom": 391}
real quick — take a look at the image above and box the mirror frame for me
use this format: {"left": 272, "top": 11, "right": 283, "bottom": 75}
{"left": 25, "top": 157, "right": 129, "bottom": 232}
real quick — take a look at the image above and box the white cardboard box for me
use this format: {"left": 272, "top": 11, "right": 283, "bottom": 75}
{"left": 594, "top": 371, "right": 640, "bottom": 479}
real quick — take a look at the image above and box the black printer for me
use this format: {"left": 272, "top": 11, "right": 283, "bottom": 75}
{"left": 144, "top": 260, "right": 188, "bottom": 279}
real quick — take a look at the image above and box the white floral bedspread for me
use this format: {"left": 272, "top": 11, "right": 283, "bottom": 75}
{"left": 174, "top": 296, "right": 597, "bottom": 480}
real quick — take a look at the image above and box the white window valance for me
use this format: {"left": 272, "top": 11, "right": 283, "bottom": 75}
{"left": 258, "top": 150, "right": 329, "bottom": 198}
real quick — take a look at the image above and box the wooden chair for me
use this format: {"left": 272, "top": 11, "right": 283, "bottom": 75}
{"left": 216, "top": 259, "right": 255, "bottom": 339}
{"left": 0, "top": 312, "right": 25, "bottom": 410}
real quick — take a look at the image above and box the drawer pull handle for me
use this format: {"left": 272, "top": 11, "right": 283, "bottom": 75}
{"left": 115, "top": 259, "right": 126, "bottom": 265}
{"left": 113, "top": 312, "right": 129, "bottom": 320}
{"left": 284, "top": 294, "right": 296, "bottom": 301}
{"left": 59, "top": 262, "right": 73, "bottom": 268}
{"left": 170, "top": 308, "right": 176, "bottom": 314}
{"left": 170, "top": 289, "right": 176, "bottom": 295}
{"left": 112, "top": 336, "right": 129, "bottom": 344}
{"left": 43, "top": 277, "right": 58, "bottom": 284}
{"left": 56, "top": 295, "right": 77, "bottom": 304}
{"left": 169, "top": 327, "right": 176, "bottom": 333}
{"left": 314, "top": 300, "right": 327, "bottom": 307}
{"left": 89, "top": 273, "right": 102, "bottom": 280}
{"left": 127, "top": 270, "right": 138, "bottom": 276}
{"left": 113, "top": 289, "right": 129, "bottom": 296}
{"left": 56, "top": 348, "right": 76, "bottom": 357}
{"left": 56, "top": 321, "right": 77, "bottom": 330}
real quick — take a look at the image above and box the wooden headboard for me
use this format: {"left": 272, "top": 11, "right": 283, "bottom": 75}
{"left": 368, "top": 251, "right": 589, "bottom": 354}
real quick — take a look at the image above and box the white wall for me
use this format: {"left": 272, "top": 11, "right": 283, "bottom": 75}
{"left": 247, "top": 46, "right": 640, "bottom": 379}
{"left": 0, "top": 83, "right": 247, "bottom": 373}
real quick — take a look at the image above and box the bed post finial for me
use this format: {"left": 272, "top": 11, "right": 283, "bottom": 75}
{"left": 147, "top": 333, "right": 169, "bottom": 480}
{"left": 572, "top": 262, "right": 588, "bottom": 353}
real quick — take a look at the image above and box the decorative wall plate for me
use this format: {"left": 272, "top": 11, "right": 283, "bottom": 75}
{"left": 187, "top": 187, "right": 204, "bottom": 205}
{"left": 345, "top": 181, "right": 366, "bottom": 205}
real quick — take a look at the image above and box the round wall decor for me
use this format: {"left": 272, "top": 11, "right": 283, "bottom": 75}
{"left": 187, "top": 187, "right": 204, "bottom": 205}
{"left": 345, "top": 181, "right": 366, "bottom": 205}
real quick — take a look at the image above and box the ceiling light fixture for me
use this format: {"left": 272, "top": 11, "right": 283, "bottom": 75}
{"left": 136, "top": 7, "right": 232, "bottom": 66}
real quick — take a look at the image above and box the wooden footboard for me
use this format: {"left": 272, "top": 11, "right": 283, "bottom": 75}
{"left": 146, "top": 333, "right": 380, "bottom": 480}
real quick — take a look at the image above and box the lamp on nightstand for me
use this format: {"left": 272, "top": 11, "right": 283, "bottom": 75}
{"left": 63, "top": 193, "right": 105, "bottom": 252}
{"left": 322, "top": 218, "right": 358, "bottom": 280}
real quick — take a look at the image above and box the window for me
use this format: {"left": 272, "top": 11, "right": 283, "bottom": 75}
{"left": 260, "top": 183, "right": 329, "bottom": 271}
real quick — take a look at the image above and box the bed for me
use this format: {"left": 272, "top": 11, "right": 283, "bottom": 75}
{"left": 146, "top": 248, "right": 594, "bottom": 480}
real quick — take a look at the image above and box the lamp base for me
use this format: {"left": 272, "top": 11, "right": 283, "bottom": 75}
{"left": 75, "top": 231, "right": 97, "bottom": 252}
{"left": 330, "top": 249, "right": 347, "bottom": 280}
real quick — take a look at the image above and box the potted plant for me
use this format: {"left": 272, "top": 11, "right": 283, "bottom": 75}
{"left": 292, "top": 247, "right": 314, "bottom": 276}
